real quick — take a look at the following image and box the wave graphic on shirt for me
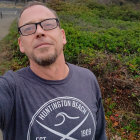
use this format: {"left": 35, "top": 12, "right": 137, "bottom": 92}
{"left": 54, "top": 112, "right": 80, "bottom": 126}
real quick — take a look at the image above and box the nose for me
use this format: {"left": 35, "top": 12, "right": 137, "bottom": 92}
{"left": 35, "top": 24, "right": 45, "bottom": 38}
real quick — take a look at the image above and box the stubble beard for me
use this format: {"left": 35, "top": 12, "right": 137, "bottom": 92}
{"left": 31, "top": 47, "right": 58, "bottom": 66}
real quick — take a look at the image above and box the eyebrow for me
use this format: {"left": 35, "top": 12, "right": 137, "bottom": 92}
{"left": 19, "top": 18, "right": 57, "bottom": 27}
{"left": 20, "top": 20, "right": 39, "bottom": 27}
{"left": 19, "top": 18, "right": 45, "bottom": 27}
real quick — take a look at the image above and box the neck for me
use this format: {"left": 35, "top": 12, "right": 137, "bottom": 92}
{"left": 29, "top": 54, "right": 69, "bottom": 80}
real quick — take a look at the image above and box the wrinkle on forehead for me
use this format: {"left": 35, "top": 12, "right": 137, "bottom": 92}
{"left": 18, "top": 5, "right": 56, "bottom": 27}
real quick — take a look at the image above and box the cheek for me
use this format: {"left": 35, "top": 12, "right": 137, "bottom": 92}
{"left": 18, "top": 37, "right": 25, "bottom": 53}
{"left": 57, "top": 37, "right": 64, "bottom": 48}
{"left": 61, "top": 30, "right": 67, "bottom": 45}
{"left": 22, "top": 37, "right": 33, "bottom": 50}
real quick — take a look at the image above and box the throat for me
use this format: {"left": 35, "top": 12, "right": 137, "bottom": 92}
{"left": 30, "top": 62, "right": 69, "bottom": 81}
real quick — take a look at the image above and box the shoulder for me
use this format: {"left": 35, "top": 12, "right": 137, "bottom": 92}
{"left": 1, "top": 70, "right": 16, "bottom": 83}
{"left": 0, "top": 67, "right": 28, "bottom": 87}
{"left": 0, "top": 70, "right": 16, "bottom": 92}
{"left": 15, "top": 66, "right": 29, "bottom": 76}
{"left": 68, "top": 63, "right": 96, "bottom": 80}
{"left": 68, "top": 63, "right": 100, "bottom": 93}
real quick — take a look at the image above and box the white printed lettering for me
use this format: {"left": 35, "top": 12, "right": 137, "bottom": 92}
{"left": 38, "top": 107, "right": 50, "bottom": 120}
{"left": 72, "top": 101, "right": 87, "bottom": 114}
{"left": 81, "top": 128, "right": 91, "bottom": 137}
{"left": 36, "top": 137, "right": 46, "bottom": 140}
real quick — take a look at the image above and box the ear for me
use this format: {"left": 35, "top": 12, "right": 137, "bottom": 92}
{"left": 18, "top": 37, "right": 25, "bottom": 53}
{"left": 61, "top": 29, "right": 67, "bottom": 45}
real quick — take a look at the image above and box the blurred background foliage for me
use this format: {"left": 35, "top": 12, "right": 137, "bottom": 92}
{"left": 0, "top": 0, "right": 139, "bottom": 139}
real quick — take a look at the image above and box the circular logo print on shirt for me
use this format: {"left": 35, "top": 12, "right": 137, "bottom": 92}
{"left": 27, "top": 96, "right": 96, "bottom": 140}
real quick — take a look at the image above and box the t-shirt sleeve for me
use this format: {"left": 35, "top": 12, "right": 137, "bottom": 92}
{"left": 0, "top": 72, "right": 15, "bottom": 130}
{"left": 95, "top": 97, "right": 107, "bottom": 140}
{"left": 91, "top": 74, "right": 107, "bottom": 140}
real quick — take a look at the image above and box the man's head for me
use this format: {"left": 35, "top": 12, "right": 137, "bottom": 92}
{"left": 18, "top": 1, "right": 66, "bottom": 66}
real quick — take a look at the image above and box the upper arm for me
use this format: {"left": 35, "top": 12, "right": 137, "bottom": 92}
{"left": 0, "top": 76, "right": 15, "bottom": 130}
{"left": 89, "top": 72, "right": 107, "bottom": 139}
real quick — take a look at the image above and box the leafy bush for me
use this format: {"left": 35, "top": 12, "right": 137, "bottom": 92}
{"left": 3, "top": 20, "right": 28, "bottom": 68}
{"left": 98, "top": 5, "right": 140, "bottom": 21}
{"left": 63, "top": 23, "right": 140, "bottom": 56}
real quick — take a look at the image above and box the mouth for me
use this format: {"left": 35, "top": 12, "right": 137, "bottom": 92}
{"left": 35, "top": 43, "right": 53, "bottom": 49}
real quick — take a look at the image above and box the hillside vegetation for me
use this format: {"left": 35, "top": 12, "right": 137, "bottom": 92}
{"left": 0, "top": 0, "right": 139, "bottom": 139}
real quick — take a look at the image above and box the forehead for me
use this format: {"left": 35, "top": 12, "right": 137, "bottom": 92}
{"left": 19, "top": 5, "right": 56, "bottom": 26}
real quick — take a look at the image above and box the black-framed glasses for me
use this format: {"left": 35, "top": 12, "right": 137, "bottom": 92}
{"left": 18, "top": 18, "right": 59, "bottom": 36}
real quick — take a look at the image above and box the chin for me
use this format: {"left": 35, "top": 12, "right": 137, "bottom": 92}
{"left": 33, "top": 54, "right": 58, "bottom": 66}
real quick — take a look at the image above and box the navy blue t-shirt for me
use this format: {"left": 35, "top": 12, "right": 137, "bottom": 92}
{"left": 0, "top": 63, "right": 107, "bottom": 140}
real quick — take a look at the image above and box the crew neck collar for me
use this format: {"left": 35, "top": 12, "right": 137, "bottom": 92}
{"left": 27, "top": 63, "right": 72, "bottom": 85}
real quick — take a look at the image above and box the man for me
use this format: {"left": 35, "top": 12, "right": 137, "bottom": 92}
{"left": 0, "top": 1, "right": 107, "bottom": 140}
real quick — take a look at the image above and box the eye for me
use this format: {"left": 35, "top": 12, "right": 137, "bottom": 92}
{"left": 41, "top": 19, "right": 57, "bottom": 30}
{"left": 44, "top": 23, "right": 53, "bottom": 27}
{"left": 42, "top": 23, "right": 54, "bottom": 28}
{"left": 21, "top": 24, "right": 35, "bottom": 34}
{"left": 45, "top": 23, "right": 52, "bottom": 26}
{"left": 24, "top": 26, "right": 33, "bottom": 31}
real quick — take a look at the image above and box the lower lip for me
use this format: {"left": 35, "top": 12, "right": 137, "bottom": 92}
{"left": 36, "top": 44, "right": 52, "bottom": 49}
